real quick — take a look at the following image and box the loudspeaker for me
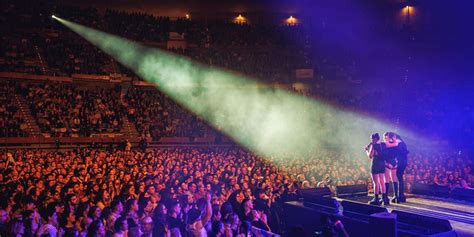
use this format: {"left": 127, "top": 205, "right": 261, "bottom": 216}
{"left": 341, "top": 200, "right": 387, "bottom": 221}
{"left": 411, "top": 183, "right": 450, "bottom": 197}
{"left": 393, "top": 210, "right": 452, "bottom": 232}
{"left": 336, "top": 184, "right": 368, "bottom": 197}
{"left": 369, "top": 212, "right": 397, "bottom": 237}
{"left": 301, "top": 187, "right": 332, "bottom": 197}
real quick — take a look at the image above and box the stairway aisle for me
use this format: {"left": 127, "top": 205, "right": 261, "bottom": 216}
{"left": 121, "top": 115, "right": 139, "bottom": 137}
{"left": 14, "top": 94, "right": 42, "bottom": 137}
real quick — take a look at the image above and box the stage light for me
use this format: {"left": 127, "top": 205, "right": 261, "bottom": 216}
{"left": 234, "top": 14, "right": 246, "bottom": 24}
{"left": 53, "top": 16, "right": 422, "bottom": 159}
{"left": 286, "top": 16, "right": 297, "bottom": 25}
{"left": 52, "top": 15, "right": 56, "bottom": 19}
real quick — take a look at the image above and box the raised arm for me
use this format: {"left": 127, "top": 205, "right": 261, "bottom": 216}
{"left": 201, "top": 193, "right": 213, "bottom": 225}
{"left": 366, "top": 143, "right": 374, "bottom": 159}
{"left": 385, "top": 140, "right": 400, "bottom": 148}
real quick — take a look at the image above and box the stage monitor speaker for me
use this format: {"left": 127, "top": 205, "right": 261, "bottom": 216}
{"left": 369, "top": 212, "right": 397, "bottom": 237}
{"left": 341, "top": 200, "right": 387, "bottom": 221}
{"left": 393, "top": 210, "right": 452, "bottom": 232}
{"left": 411, "top": 183, "right": 450, "bottom": 197}
{"left": 301, "top": 187, "right": 332, "bottom": 198}
{"left": 336, "top": 184, "right": 368, "bottom": 197}
{"left": 392, "top": 210, "right": 456, "bottom": 237}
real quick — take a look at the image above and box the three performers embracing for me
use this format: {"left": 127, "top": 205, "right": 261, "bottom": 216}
{"left": 366, "top": 132, "right": 409, "bottom": 205}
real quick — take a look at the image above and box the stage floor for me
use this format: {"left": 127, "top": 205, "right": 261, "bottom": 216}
{"left": 338, "top": 194, "right": 474, "bottom": 237}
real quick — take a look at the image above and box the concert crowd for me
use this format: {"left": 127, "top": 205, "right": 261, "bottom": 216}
{"left": 1, "top": 2, "right": 472, "bottom": 143}
{"left": 21, "top": 83, "right": 124, "bottom": 137}
{"left": 0, "top": 148, "right": 298, "bottom": 237}
{"left": 1, "top": 147, "right": 473, "bottom": 236}
{"left": 0, "top": 81, "right": 27, "bottom": 137}
{"left": 0, "top": 2, "right": 473, "bottom": 237}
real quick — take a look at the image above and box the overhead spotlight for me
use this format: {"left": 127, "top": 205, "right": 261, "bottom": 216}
{"left": 52, "top": 15, "right": 56, "bottom": 19}
{"left": 56, "top": 17, "right": 423, "bottom": 159}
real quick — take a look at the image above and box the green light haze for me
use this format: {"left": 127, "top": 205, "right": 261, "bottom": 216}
{"left": 54, "top": 16, "right": 418, "bottom": 159}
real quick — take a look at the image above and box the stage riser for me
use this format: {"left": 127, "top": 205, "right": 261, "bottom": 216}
{"left": 284, "top": 201, "right": 457, "bottom": 237}
{"left": 336, "top": 184, "right": 368, "bottom": 198}
{"left": 412, "top": 183, "right": 474, "bottom": 201}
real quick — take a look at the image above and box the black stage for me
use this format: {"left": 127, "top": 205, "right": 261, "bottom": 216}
{"left": 340, "top": 194, "right": 474, "bottom": 236}
{"left": 284, "top": 194, "right": 474, "bottom": 237}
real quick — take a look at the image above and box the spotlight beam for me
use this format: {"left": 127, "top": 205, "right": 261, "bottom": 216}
{"left": 53, "top": 16, "right": 420, "bottom": 158}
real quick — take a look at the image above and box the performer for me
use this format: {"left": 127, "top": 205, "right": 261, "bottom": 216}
{"left": 385, "top": 133, "right": 409, "bottom": 203}
{"left": 366, "top": 133, "right": 388, "bottom": 205}
{"left": 382, "top": 132, "right": 398, "bottom": 204}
